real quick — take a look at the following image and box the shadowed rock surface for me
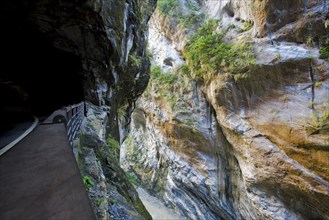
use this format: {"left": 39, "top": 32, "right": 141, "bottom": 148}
{"left": 1, "top": 0, "right": 156, "bottom": 219}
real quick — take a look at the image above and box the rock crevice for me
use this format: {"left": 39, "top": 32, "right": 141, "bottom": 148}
{"left": 121, "top": 0, "right": 329, "bottom": 219}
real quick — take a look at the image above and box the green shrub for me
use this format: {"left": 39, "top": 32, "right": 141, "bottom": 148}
{"left": 106, "top": 137, "right": 120, "bottom": 157}
{"left": 306, "top": 36, "right": 314, "bottom": 46}
{"left": 178, "top": 63, "right": 190, "bottom": 78}
{"left": 315, "top": 81, "right": 322, "bottom": 88}
{"left": 83, "top": 175, "right": 94, "bottom": 190}
{"left": 307, "top": 110, "right": 329, "bottom": 133}
{"left": 179, "top": 13, "right": 205, "bottom": 28}
{"left": 186, "top": 0, "right": 200, "bottom": 11}
{"left": 151, "top": 65, "right": 178, "bottom": 87}
{"left": 109, "top": 198, "right": 117, "bottom": 205}
{"left": 124, "top": 135, "right": 139, "bottom": 160}
{"left": 157, "top": 0, "right": 204, "bottom": 29}
{"left": 158, "top": 0, "right": 178, "bottom": 15}
{"left": 129, "top": 54, "right": 141, "bottom": 66}
{"left": 238, "top": 20, "right": 253, "bottom": 33}
{"left": 150, "top": 65, "right": 162, "bottom": 78}
{"left": 228, "top": 23, "right": 236, "bottom": 30}
{"left": 117, "top": 106, "right": 126, "bottom": 117}
{"left": 320, "top": 38, "right": 329, "bottom": 62}
{"left": 149, "top": 65, "right": 184, "bottom": 111}
{"left": 125, "top": 172, "right": 140, "bottom": 186}
{"left": 316, "top": 110, "right": 329, "bottom": 129}
{"left": 184, "top": 19, "right": 256, "bottom": 79}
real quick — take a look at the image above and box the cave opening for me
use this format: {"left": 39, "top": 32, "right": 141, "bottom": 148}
{"left": 0, "top": 22, "right": 85, "bottom": 120}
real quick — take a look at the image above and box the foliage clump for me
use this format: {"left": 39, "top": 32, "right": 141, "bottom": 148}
{"left": 150, "top": 65, "right": 178, "bottom": 85}
{"left": 106, "top": 136, "right": 120, "bottom": 157}
{"left": 125, "top": 172, "right": 140, "bottom": 186}
{"left": 83, "top": 175, "right": 94, "bottom": 190}
{"left": 238, "top": 20, "right": 254, "bottom": 33}
{"left": 158, "top": 0, "right": 179, "bottom": 15}
{"left": 183, "top": 19, "right": 256, "bottom": 79}
{"left": 146, "top": 65, "right": 190, "bottom": 111}
{"left": 319, "top": 38, "right": 329, "bottom": 62}
{"left": 306, "top": 99, "right": 329, "bottom": 134}
{"left": 149, "top": 65, "right": 179, "bottom": 110}
{"left": 309, "top": 110, "right": 329, "bottom": 133}
{"left": 157, "top": 0, "right": 204, "bottom": 28}
{"left": 179, "top": 12, "right": 205, "bottom": 29}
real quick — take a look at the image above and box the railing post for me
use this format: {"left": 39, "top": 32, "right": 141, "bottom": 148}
{"left": 43, "top": 102, "right": 85, "bottom": 147}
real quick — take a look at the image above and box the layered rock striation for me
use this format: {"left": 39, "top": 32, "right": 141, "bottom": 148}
{"left": 121, "top": 0, "right": 329, "bottom": 219}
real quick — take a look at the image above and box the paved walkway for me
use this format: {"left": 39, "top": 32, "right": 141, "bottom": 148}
{"left": 0, "top": 123, "right": 95, "bottom": 220}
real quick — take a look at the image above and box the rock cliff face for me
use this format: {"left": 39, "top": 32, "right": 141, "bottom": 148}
{"left": 28, "top": 0, "right": 156, "bottom": 139}
{"left": 1, "top": 0, "right": 156, "bottom": 219}
{"left": 121, "top": 0, "right": 329, "bottom": 219}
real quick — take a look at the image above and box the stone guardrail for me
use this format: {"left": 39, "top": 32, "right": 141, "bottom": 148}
{"left": 43, "top": 102, "right": 85, "bottom": 146}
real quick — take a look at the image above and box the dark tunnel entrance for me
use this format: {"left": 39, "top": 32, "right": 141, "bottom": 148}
{"left": 0, "top": 23, "right": 85, "bottom": 121}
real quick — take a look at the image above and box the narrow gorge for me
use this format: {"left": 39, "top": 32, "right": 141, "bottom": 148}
{"left": 1, "top": 0, "right": 328, "bottom": 220}
{"left": 121, "top": 0, "right": 329, "bottom": 219}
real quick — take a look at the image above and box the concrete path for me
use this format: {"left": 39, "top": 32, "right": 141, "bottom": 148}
{"left": 0, "top": 123, "right": 95, "bottom": 220}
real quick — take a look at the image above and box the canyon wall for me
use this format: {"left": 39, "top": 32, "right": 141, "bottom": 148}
{"left": 1, "top": 0, "right": 157, "bottom": 219}
{"left": 121, "top": 0, "right": 329, "bottom": 219}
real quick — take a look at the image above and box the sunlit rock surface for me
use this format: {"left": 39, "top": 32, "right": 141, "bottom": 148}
{"left": 78, "top": 103, "right": 152, "bottom": 219}
{"left": 121, "top": 0, "right": 329, "bottom": 219}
